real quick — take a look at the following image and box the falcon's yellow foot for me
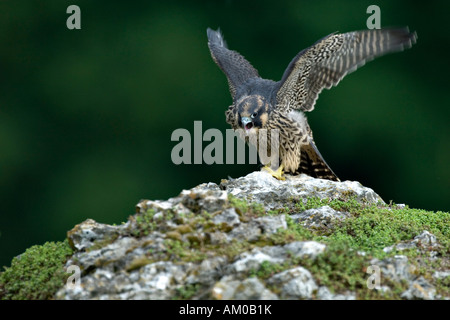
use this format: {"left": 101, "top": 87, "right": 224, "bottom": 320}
{"left": 262, "top": 164, "right": 285, "bottom": 180}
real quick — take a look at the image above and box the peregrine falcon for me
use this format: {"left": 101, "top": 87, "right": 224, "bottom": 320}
{"left": 207, "top": 27, "right": 416, "bottom": 181}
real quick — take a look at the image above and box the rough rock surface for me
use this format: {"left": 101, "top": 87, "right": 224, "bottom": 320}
{"left": 53, "top": 171, "right": 448, "bottom": 300}
{"left": 218, "top": 172, "right": 383, "bottom": 209}
{"left": 291, "top": 206, "right": 350, "bottom": 229}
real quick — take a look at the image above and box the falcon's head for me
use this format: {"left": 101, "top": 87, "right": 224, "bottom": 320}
{"left": 235, "top": 95, "right": 271, "bottom": 134}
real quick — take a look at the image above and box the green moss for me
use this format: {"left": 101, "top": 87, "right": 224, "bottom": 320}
{"left": 435, "top": 276, "right": 450, "bottom": 297}
{"left": 163, "top": 239, "right": 206, "bottom": 262}
{"left": 267, "top": 214, "right": 315, "bottom": 244}
{"left": 228, "top": 195, "right": 265, "bottom": 217}
{"left": 302, "top": 239, "right": 367, "bottom": 290}
{"left": 249, "top": 260, "right": 286, "bottom": 279}
{"left": 0, "top": 240, "right": 73, "bottom": 300}
{"left": 327, "top": 203, "right": 450, "bottom": 257}
{"left": 173, "top": 283, "right": 202, "bottom": 300}
{"left": 131, "top": 195, "right": 448, "bottom": 300}
{"left": 293, "top": 197, "right": 328, "bottom": 212}
{"left": 273, "top": 196, "right": 449, "bottom": 258}
{"left": 290, "top": 196, "right": 368, "bottom": 214}
{"left": 131, "top": 208, "right": 158, "bottom": 237}
{"left": 243, "top": 196, "right": 449, "bottom": 299}
{"left": 214, "top": 239, "right": 254, "bottom": 260}
{"left": 228, "top": 195, "right": 248, "bottom": 214}
{"left": 225, "top": 195, "right": 448, "bottom": 298}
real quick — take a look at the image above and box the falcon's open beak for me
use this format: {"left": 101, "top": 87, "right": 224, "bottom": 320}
{"left": 241, "top": 117, "right": 253, "bottom": 131}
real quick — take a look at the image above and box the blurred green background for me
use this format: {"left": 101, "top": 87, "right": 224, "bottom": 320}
{"left": 0, "top": 0, "right": 448, "bottom": 267}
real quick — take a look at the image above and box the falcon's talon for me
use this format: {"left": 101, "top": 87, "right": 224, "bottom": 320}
{"left": 207, "top": 27, "right": 416, "bottom": 181}
{"left": 262, "top": 164, "right": 286, "bottom": 181}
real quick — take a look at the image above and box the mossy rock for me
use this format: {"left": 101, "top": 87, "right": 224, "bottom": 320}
{"left": 0, "top": 240, "right": 73, "bottom": 300}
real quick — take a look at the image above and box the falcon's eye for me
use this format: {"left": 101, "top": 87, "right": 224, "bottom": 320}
{"left": 251, "top": 111, "right": 258, "bottom": 119}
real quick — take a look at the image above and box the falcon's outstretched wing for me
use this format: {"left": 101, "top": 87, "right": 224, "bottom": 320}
{"left": 275, "top": 28, "right": 417, "bottom": 113}
{"left": 207, "top": 28, "right": 260, "bottom": 100}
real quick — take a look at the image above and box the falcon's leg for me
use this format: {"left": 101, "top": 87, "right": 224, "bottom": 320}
{"left": 261, "top": 164, "right": 285, "bottom": 181}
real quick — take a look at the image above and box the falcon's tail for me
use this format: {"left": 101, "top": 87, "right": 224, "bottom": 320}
{"left": 298, "top": 141, "right": 340, "bottom": 181}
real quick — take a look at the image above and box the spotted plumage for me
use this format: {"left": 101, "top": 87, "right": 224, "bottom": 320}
{"left": 207, "top": 27, "right": 416, "bottom": 181}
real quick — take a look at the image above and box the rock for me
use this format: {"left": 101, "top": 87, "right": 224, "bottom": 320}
{"left": 282, "top": 241, "right": 326, "bottom": 260}
{"left": 401, "top": 277, "right": 436, "bottom": 300}
{"left": 413, "top": 230, "right": 438, "bottom": 246}
{"left": 316, "top": 286, "right": 356, "bottom": 300}
{"left": 40, "top": 171, "right": 445, "bottom": 300}
{"left": 205, "top": 231, "right": 228, "bottom": 245}
{"left": 211, "top": 276, "right": 278, "bottom": 300}
{"left": 228, "top": 241, "right": 326, "bottom": 274}
{"left": 186, "top": 256, "right": 227, "bottom": 285}
{"left": 255, "top": 215, "right": 287, "bottom": 234}
{"left": 231, "top": 277, "right": 278, "bottom": 300}
{"left": 371, "top": 255, "right": 415, "bottom": 282}
{"left": 267, "top": 266, "right": 318, "bottom": 299}
{"left": 291, "top": 205, "right": 349, "bottom": 229}
{"left": 432, "top": 271, "right": 450, "bottom": 280}
{"left": 230, "top": 250, "right": 283, "bottom": 273}
{"left": 219, "top": 171, "right": 384, "bottom": 210}
{"left": 212, "top": 208, "right": 240, "bottom": 227}
{"left": 67, "top": 219, "right": 123, "bottom": 251}
{"left": 383, "top": 231, "right": 440, "bottom": 258}
{"left": 180, "top": 186, "right": 228, "bottom": 213}
{"left": 370, "top": 255, "right": 437, "bottom": 300}
{"left": 228, "top": 221, "right": 262, "bottom": 242}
